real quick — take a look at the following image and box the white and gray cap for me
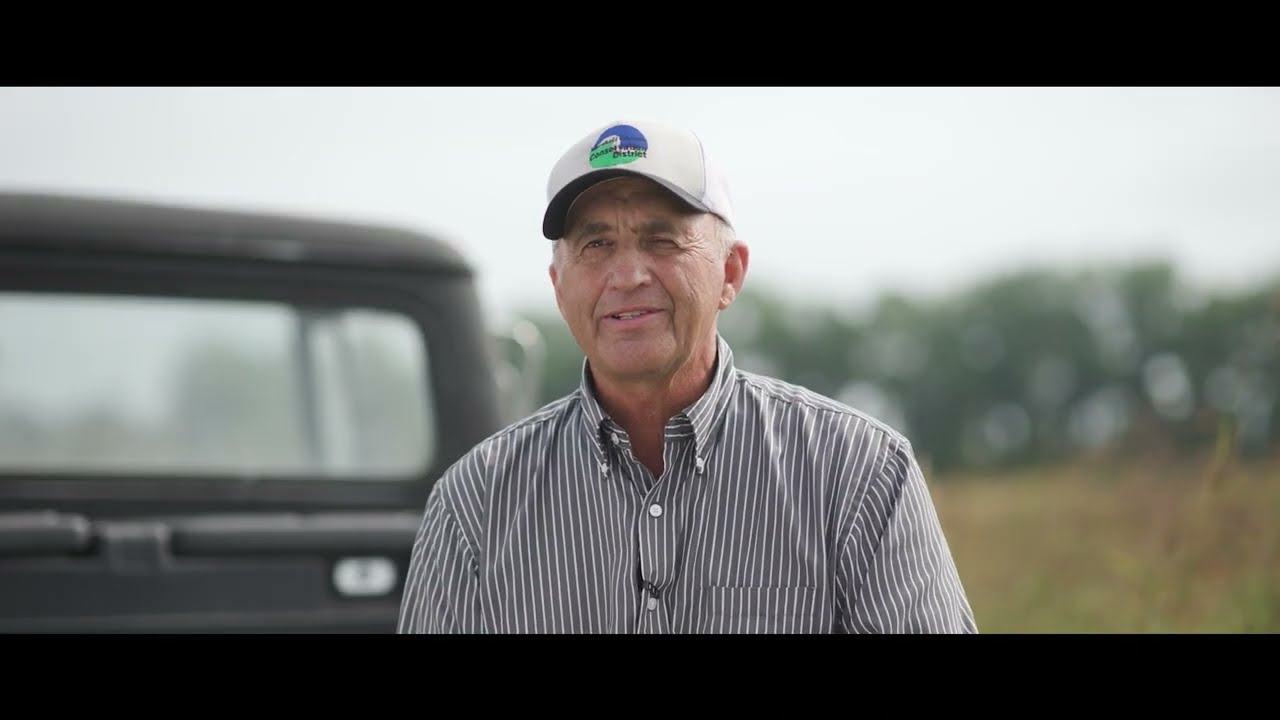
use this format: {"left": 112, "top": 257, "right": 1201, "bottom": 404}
{"left": 542, "top": 119, "right": 736, "bottom": 240}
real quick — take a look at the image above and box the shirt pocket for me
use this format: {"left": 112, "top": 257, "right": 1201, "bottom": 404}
{"left": 701, "top": 585, "right": 825, "bottom": 634}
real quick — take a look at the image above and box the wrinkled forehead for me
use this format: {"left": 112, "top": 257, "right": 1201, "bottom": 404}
{"left": 563, "top": 176, "right": 700, "bottom": 236}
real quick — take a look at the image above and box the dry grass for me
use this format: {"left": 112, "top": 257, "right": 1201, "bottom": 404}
{"left": 929, "top": 451, "right": 1280, "bottom": 633}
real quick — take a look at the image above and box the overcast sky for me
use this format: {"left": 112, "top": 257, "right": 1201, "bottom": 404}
{"left": 2, "top": 87, "right": 1277, "bottom": 325}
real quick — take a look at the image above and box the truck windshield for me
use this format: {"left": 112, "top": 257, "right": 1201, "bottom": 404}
{"left": 0, "top": 291, "right": 436, "bottom": 479}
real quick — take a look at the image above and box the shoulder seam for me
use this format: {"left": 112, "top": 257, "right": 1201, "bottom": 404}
{"left": 480, "top": 391, "right": 581, "bottom": 446}
{"left": 735, "top": 371, "right": 909, "bottom": 445}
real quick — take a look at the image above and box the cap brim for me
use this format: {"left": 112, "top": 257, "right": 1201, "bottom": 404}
{"left": 541, "top": 169, "right": 712, "bottom": 240}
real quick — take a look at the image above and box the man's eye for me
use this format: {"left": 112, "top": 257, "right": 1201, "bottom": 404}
{"left": 583, "top": 239, "right": 608, "bottom": 250}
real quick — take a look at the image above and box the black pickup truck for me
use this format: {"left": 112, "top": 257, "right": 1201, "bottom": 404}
{"left": 0, "top": 192, "right": 530, "bottom": 633}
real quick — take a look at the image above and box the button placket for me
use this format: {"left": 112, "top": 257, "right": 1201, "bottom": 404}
{"left": 636, "top": 483, "right": 672, "bottom": 631}
{"left": 632, "top": 431, "right": 700, "bottom": 633}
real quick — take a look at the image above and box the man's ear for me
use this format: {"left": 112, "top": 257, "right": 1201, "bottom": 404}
{"left": 719, "top": 241, "right": 749, "bottom": 310}
{"left": 549, "top": 251, "right": 570, "bottom": 317}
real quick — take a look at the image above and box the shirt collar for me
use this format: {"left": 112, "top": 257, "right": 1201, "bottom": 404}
{"left": 576, "top": 334, "right": 738, "bottom": 468}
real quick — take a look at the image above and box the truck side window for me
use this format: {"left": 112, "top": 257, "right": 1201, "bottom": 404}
{"left": 0, "top": 291, "right": 436, "bottom": 479}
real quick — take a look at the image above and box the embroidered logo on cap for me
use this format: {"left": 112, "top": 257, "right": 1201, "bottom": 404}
{"left": 589, "top": 124, "right": 648, "bottom": 168}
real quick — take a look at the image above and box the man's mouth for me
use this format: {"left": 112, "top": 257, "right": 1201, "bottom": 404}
{"left": 605, "top": 308, "right": 661, "bottom": 321}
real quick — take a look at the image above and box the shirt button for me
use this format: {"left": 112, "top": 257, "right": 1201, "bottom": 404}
{"left": 611, "top": 432, "right": 621, "bottom": 446}
{"left": 648, "top": 503, "right": 663, "bottom": 518}
{"left": 646, "top": 597, "right": 658, "bottom": 611}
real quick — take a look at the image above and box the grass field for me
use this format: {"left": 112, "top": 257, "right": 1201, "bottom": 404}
{"left": 929, "top": 452, "right": 1280, "bottom": 633}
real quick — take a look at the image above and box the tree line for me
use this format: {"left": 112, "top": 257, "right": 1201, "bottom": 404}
{"left": 514, "top": 260, "right": 1280, "bottom": 475}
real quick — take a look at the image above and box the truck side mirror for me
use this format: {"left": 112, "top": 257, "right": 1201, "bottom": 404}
{"left": 490, "top": 320, "right": 547, "bottom": 424}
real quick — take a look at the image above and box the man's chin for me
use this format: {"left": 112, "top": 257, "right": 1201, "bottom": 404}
{"left": 590, "top": 351, "right": 672, "bottom": 383}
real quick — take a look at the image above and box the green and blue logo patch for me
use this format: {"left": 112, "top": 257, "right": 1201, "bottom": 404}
{"left": 589, "top": 124, "right": 649, "bottom": 168}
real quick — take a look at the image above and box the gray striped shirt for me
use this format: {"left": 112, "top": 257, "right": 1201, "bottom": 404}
{"left": 398, "top": 335, "right": 977, "bottom": 633}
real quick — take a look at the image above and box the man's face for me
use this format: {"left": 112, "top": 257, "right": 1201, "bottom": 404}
{"left": 549, "top": 176, "right": 747, "bottom": 387}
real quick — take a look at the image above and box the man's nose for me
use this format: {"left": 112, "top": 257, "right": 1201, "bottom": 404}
{"left": 606, "top": 245, "right": 653, "bottom": 290}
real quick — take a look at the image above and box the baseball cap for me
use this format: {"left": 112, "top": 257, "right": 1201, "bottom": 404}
{"left": 542, "top": 119, "right": 736, "bottom": 240}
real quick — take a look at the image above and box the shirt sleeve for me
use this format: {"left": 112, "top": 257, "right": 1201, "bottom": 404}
{"left": 835, "top": 435, "right": 978, "bottom": 634}
{"left": 397, "top": 478, "right": 484, "bottom": 634}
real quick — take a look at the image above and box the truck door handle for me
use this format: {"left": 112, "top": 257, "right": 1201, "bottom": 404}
{"left": 169, "top": 512, "right": 421, "bottom": 555}
{"left": 0, "top": 511, "right": 92, "bottom": 557}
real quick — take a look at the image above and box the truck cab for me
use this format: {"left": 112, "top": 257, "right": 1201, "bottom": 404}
{"left": 0, "top": 192, "right": 518, "bottom": 632}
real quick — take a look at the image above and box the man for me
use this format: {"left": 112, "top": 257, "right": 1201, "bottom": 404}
{"left": 398, "top": 119, "right": 977, "bottom": 633}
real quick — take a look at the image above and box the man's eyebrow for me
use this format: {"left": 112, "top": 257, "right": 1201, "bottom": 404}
{"left": 569, "top": 221, "right": 613, "bottom": 240}
{"left": 567, "top": 217, "right": 683, "bottom": 240}
{"left": 637, "top": 219, "right": 681, "bottom": 235}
